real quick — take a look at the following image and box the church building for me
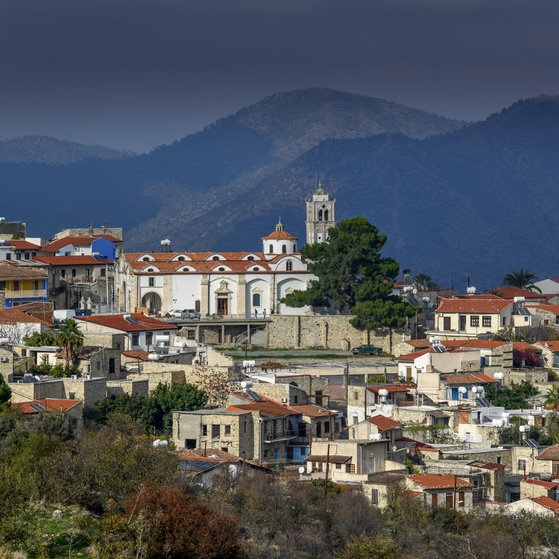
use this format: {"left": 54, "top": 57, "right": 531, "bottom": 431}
{"left": 116, "top": 186, "right": 336, "bottom": 317}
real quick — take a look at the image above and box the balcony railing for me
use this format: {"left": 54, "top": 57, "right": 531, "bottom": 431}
{"left": 5, "top": 289, "right": 47, "bottom": 299}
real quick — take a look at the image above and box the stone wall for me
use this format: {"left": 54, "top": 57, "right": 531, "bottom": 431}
{"left": 9, "top": 379, "right": 65, "bottom": 403}
{"left": 107, "top": 379, "right": 150, "bottom": 398}
{"left": 61, "top": 377, "right": 107, "bottom": 405}
{"left": 266, "top": 315, "right": 402, "bottom": 351}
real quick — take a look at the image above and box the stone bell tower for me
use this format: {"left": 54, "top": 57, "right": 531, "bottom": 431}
{"left": 305, "top": 183, "right": 336, "bottom": 245}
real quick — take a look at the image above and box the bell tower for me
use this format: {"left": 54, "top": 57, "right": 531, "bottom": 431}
{"left": 305, "top": 183, "right": 335, "bottom": 245}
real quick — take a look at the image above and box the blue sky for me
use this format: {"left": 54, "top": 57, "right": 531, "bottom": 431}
{"left": 1, "top": 0, "right": 558, "bottom": 152}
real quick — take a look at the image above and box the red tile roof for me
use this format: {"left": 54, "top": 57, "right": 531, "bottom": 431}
{"left": 8, "top": 240, "right": 41, "bottom": 250}
{"left": 443, "top": 340, "right": 509, "bottom": 350}
{"left": 367, "top": 384, "right": 411, "bottom": 394}
{"left": 41, "top": 235, "right": 120, "bottom": 252}
{"left": 522, "top": 477, "right": 558, "bottom": 489}
{"left": 489, "top": 287, "right": 545, "bottom": 300}
{"left": 437, "top": 298, "right": 513, "bottom": 314}
{"left": 290, "top": 404, "right": 337, "bottom": 418}
{"left": 122, "top": 350, "right": 150, "bottom": 360}
{"left": 440, "top": 373, "right": 497, "bottom": 385}
{"left": 369, "top": 415, "right": 401, "bottom": 431}
{"left": 77, "top": 313, "right": 176, "bottom": 332}
{"left": 227, "top": 392, "right": 301, "bottom": 418}
{"left": 408, "top": 473, "right": 473, "bottom": 490}
{"left": 0, "top": 262, "right": 47, "bottom": 280}
{"left": 529, "top": 496, "right": 559, "bottom": 514}
{"left": 539, "top": 341, "right": 559, "bottom": 351}
{"left": 306, "top": 454, "right": 351, "bottom": 464}
{"left": 34, "top": 255, "right": 112, "bottom": 266}
{"left": 531, "top": 304, "right": 559, "bottom": 315}
{"left": 537, "top": 445, "right": 559, "bottom": 461}
{"left": 0, "top": 307, "right": 53, "bottom": 327}
{"left": 262, "top": 229, "right": 298, "bottom": 241}
{"left": 12, "top": 398, "right": 81, "bottom": 414}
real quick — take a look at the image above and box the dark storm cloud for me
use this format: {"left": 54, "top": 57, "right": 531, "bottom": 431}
{"left": 0, "top": 0, "right": 558, "bottom": 150}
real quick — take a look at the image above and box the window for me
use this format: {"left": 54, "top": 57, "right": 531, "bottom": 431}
{"left": 269, "top": 244, "right": 273, "bottom": 253}
{"left": 132, "top": 333, "right": 139, "bottom": 347}
{"left": 13, "top": 281, "right": 20, "bottom": 291}
{"left": 518, "top": 459, "right": 526, "bottom": 472}
{"left": 33, "top": 280, "right": 39, "bottom": 290}
{"left": 335, "top": 463, "right": 341, "bottom": 470}
{"left": 285, "top": 260, "right": 293, "bottom": 271}
{"left": 16, "top": 253, "right": 21, "bottom": 260}
{"left": 247, "top": 256, "right": 254, "bottom": 261}
{"left": 61, "top": 269, "right": 66, "bottom": 278}
{"left": 212, "top": 255, "right": 220, "bottom": 261}
{"left": 148, "top": 277, "right": 155, "bottom": 287}
{"left": 458, "top": 491, "right": 465, "bottom": 507}
{"left": 432, "top": 493, "right": 438, "bottom": 507}
{"left": 553, "top": 462, "right": 559, "bottom": 478}
{"left": 100, "top": 267, "right": 106, "bottom": 277}
{"left": 178, "top": 256, "right": 185, "bottom": 261}
{"left": 69, "top": 392, "right": 76, "bottom": 399}
{"left": 225, "top": 425, "right": 231, "bottom": 435}
{"left": 318, "top": 210, "right": 323, "bottom": 221}
{"left": 24, "top": 253, "right": 30, "bottom": 260}
{"left": 446, "top": 493, "right": 454, "bottom": 508}
{"left": 96, "top": 361, "right": 101, "bottom": 371}
{"left": 71, "top": 269, "right": 76, "bottom": 278}
{"left": 371, "top": 488, "right": 379, "bottom": 505}
{"left": 282, "top": 244, "right": 287, "bottom": 254}
{"left": 5, "top": 253, "right": 10, "bottom": 260}
{"left": 0, "top": 281, "right": 4, "bottom": 290}
{"left": 482, "top": 316, "right": 492, "bottom": 328}
{"left": 470, "top": 315, "right": 479, "bottom": 327}
{"left": 252, "top": 292, "right": 261, "bottom": 306}
{"left": 142, "top": 256, "right": 150, "bottom": 262}
{"left": 212, "top": 424, "right": 220, "bottom": 438}
{"left": 202, "top": 424, "right": 208, "bottom": 436}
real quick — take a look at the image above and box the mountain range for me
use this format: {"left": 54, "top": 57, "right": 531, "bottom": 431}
{"left": 2, "top": 88, "right": 559, "bottom": 289}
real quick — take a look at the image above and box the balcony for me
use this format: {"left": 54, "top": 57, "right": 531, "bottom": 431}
{"left": 5, "top": 289, "right": 48, "bottom": 299}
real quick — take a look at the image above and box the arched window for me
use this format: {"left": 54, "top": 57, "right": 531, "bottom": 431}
{"left": 324, "top": 210, "right": 329, "bottom": 221}
{"left": 212, "top": 255, "right": 220, "bottom": 261}
{"left": 218, "top": 267, "right": 225, "bottom": 271}
{"left": 247, "top": 255, "right": 254, "bottom": 261}
{"left": 178, "top": 256, "right": 185, "bottom": 261}
{"left": 282, "top": 244, "right": 287, "bottom": 254}
{"left": 286, "top": 260, "right": 293, "bottom": 271}
{"left": 269, "top": 244, "right": 273, "bottom": 253}
{"left": 142, "top": 256, "right": 150, "bottom": 262}
{"left": 252, "top": 293, "right": 261, "bottom": 306}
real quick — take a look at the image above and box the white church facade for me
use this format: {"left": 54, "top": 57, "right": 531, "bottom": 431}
{"left": 116, "top": 187, "right": 335, "bottom": 317}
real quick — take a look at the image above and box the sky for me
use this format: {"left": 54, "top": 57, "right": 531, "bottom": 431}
{"left": 1, "top": 0, "right": 558, "bottom": 152}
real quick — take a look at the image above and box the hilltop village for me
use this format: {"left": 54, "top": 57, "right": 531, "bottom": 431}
{"left": 4, "top": 187, "right": 559, "bottom": 556}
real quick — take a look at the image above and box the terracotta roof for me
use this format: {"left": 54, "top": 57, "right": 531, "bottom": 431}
{"left": 34, "top": 255, "right": 112, "bottom": 266}
{"left": 306, "top": 455, "right": 351, "bottom": 464}
{"left": 8, "top": 240, "right": 41, "bottom": 250}
{"left": 0, "top": 262, "right": 47, "bottom": 280}
{"left": 408, "top": 473, "right": 473, "bottom": 490}
{"left": 437, "top": 298, "right": 513, "bottom": 314}
{"left": 124, "top": 251, "right": 294, "bottom": 274}
{"left": 468, "top": 461, "right": 506, "bottom": 471}
{"left": 443, "top": 340, "right": 509, "bottom": 350}
{"left": 440, "top": 373, "right": 497, "bottom": 385}
{"left": 522, "top": 477, "right": 558, "bottom": 489}
{"left": 41, "top": 235, "right": 120, "bottom": 252}
{"left": 395, "top": 349, "right": 431, "bottom": 361}
{"left": 0, "top": 307, "right": 53, "bottom": 327}
{"left": 77, "top": 313, "right": 177, "bottom": 332}
{"left": 531, "top": 304, "right": 559, "bottom": 315}
{"left": 177, "top": 448, "right": 263, "bottom": 468}
{"left": 539, "top": 341, "right": 559, "bottom": 351}
{"left": 529, "top": 496, "right": 559, "bottom": 514}
{"left": 262, "top": 229, "right": 298, "bottom": 241}
{"left": 512, "top": 342, "right": 540, "bottom": 352}
{"left": 290, "top": 404, "right": 337, "bottom": 418}
{"left": 367, "top": 384, "right": 411, "bottom": 394}
{"left": 227, "top": 392, "right": 301, "bottom": 418}
{"left": 12, "top": 398, "right": 81, "bottom": 414}
{"left": 122, "top": 349, "right": 151, "bottom": 361}
{"left": 537, "top": 445, "right": 559, "bottom": 461}
{"left": 369, "top": 415, "right": 401, "bottom": 431}
{"left": 489, "top": 287, "right": 545, "bottom": 300}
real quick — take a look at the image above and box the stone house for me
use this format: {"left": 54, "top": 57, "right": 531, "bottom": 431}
{"left": 406, "top": 473, "right": 474, "bottom": 510}
{"left": 76, "top": 312, "right": 178, "bottom": 352}
{"left": 520, "top": 477, "right": 558, "bottom": 500}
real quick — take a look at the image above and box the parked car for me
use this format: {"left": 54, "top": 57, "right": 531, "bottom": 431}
{"left": 183, "top": 309, "right": 200, "bottom": 319}
{"left": 351, "top": 344, "right": 382, "bottom": 356}
{"left": 169, "top": 309, "right": 185, "bottom": 318}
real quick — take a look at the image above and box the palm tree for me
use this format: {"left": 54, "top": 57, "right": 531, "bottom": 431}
{"left": 545, "top": 385, "right": 559, "bottom": 412}
{"left": 57, "top": 319, "right": 85, "bottom": 368}
{"left": 502, "top": 269, "right": 542, "bottom": 293}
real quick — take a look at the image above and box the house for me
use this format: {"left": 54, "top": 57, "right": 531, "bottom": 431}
{"left": 506, "top": 496, "right": 559, "bottom": 516}
{"left": 306, "top": 438, "right": 391, "bottom": 482}
{"left": 535, "top": 340, "right": 559, "bottom": 369}
{"left": 349, "top": 415, "right": 403, "bottom": 454}
{"left": 520, "top": 477, "right": 558, "bottom": 500}
{"left": 114, "top": 187, "right": 335, "bottom": 317}
{"left": 437, "top": 372, "right": 498, "bottom": 405}
{"left": 347, "top": 384, "right": 412, "bottom": 425}
{"left": 173, "top": 390, "right": 309, "bottom": 465}
{"left": 467, "top": 461, "right": 506, "bottom": 502}
{"left": 0, "top": 307, "right": 54, "bottom": 344}
{"left": 536, "top": 445, "right": 559, "bottom": 480}
{"left": 405, "top": 473, "right": 474, "bottom": 510}
{"left": 75, "top": 312, "right": 178, "bottom": 352}
{"left": 11, "top": 397, "right": 83, "bottom": 429}
{"left": 434, "top": 298, "right": 516, "bottom": 337}
{"left": 177, "top": 448, "right": 271, "bottom": 488}
{"left": 0, "top": 262, "right": 48, "bottom": 308}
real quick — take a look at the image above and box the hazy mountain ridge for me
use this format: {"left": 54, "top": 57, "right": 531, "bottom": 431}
{"left": 2, "top": 89, "right": 558, "bottom": 287}
{"left": 0, "top": 135, "right": 132, "bottom": 165}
